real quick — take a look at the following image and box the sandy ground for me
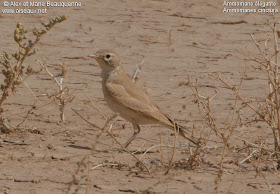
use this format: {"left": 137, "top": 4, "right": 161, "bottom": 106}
{"left": 1, "top": 0, "right": 280, "bottom": 193}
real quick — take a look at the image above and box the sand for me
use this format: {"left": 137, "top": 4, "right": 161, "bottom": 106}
{"left": 0, "top": 0, "right": 280, "bottom": 193}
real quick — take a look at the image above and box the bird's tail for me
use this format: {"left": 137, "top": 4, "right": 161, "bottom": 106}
{"left": 169, "top": 119, "right": 199, "bottom": 146}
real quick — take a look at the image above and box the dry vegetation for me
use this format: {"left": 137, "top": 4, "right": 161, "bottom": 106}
{"left": 188, "top": 16, "right": 280, "bottom": 193}
{"left": 1, "top": 15, "right": 280, "bottom": 193}
{"left": 0, "top": 16, "right": 66, "bottom": 133}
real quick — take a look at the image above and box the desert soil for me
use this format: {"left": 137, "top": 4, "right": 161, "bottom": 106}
{"left": 1, "top": 0, "right": 280, "bottom": 193}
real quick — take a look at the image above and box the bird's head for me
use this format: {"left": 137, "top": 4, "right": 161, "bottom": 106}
{"left": 88, "top": 49, "right": 121, "bottom": 71}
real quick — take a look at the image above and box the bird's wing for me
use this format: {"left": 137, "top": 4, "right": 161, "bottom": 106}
{"left": 106, "top": 78, "right": 199, "bottom": 146}
{"left": 105, "top": 80, "right": 172, "bottom": 126}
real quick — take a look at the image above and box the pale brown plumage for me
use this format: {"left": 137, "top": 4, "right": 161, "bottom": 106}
{"left": 88, "top": 49, "right": 198, "bottom": 147}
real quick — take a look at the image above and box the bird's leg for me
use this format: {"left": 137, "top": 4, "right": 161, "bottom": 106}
{"left": 124, "top": 123, "right": 141, "bottom": 148}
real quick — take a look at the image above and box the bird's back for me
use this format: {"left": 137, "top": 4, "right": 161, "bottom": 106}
{"left": 102, "top": 67, "right": 173, "bottom": 126}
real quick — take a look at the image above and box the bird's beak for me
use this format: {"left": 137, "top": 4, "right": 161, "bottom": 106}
{"left": 88, "top": 53, "right": 99, "bottom": 59}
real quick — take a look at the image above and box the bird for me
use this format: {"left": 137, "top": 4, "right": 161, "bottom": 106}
{"left": 88, "top": 49, "right": 198, "bottom": 148}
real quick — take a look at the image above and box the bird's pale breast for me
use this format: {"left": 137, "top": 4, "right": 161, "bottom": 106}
{"left": 101, "top": 69, "right": 160, "bottom": 125}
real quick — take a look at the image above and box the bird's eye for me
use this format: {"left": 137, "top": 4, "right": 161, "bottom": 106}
{"left": 105, "top": 54, "right": 111, "bottom": 59}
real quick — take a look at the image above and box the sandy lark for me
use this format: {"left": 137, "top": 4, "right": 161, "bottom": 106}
{"left": 88, "top": 49, "right": 198, "bottom": 147}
